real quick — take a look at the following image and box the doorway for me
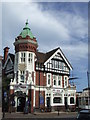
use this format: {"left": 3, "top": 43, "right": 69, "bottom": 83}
{"left": 64, "top": 97, "right": 68, "bottom": 110}
{"left": 17, "top": 97, "right": 26, "bottom": 112}
{"left": 47, "top": 97, "right": 50, "bottom": 108}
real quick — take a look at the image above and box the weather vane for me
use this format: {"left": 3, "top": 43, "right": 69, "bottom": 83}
{"left": 26, "top": 19, "right": 28, "bottom": 25}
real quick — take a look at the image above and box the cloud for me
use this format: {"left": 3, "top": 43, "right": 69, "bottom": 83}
{"left": 1, "top": 0, "right": 90, "bottom": 2}
{"left": 2, "top": 2, "right": 88, "bottom": 91}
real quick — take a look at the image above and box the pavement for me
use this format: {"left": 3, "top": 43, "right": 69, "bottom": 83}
{"left": 0, "top": 107, "right": 2, "bottom": 120}
{"left": 1, "top": 111, "right": 78, "bottom": 120}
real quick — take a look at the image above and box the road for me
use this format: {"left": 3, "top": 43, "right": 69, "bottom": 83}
{"left": 1, "top": 112, "right": 78, "bottom": 120}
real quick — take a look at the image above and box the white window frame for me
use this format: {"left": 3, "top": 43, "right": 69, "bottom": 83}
{"left": 58, "top": 75, "right": 62, "bottom": 87}
{"left": 21, "top": 52, "right": 25, "bottom": 62}
{"left": 64, "top": 76, "right": 68, "bottom": 88}
{"left": 28, "top": 53, "right": 33, "bottom": 63}
{"left": 47, "top": 73, "right": 51, "bottom": 86}
{"left": 53, "top": 75, "right": 57, "bottom": 86}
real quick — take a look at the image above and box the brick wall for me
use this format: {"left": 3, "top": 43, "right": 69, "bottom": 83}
{"left": 35, "top": 90, "right": 45, "bottom": 109}
{"left": 10, "top": 89, "right": 14, "bottom": 94}
{"left": 62, "top": 76, "right": 64, "bottom": 88}
{"left": 36, "top": 71, "right": 46, "bottom": 86}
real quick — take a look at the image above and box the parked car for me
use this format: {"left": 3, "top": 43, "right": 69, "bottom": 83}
{"left": 77, "top": 109, "right": 90, "bottom": 120}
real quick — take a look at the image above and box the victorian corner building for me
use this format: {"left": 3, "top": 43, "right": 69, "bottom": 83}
{"left": 2, "top": 21, "right": 76, "bottom": 113}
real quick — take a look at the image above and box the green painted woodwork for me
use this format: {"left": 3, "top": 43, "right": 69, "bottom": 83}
{"left": 19, "top": 20, "right": 34, "bottom": 39}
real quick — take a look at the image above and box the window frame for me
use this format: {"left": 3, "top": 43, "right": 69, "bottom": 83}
{"left": 70, "top": 97, "right": 74, "bottom": 104}
{"left": 21, "top": 52, "right": 25, "bottom": 62}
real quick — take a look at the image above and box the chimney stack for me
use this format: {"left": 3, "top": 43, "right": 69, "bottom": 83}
{"left": 4, "top": 47, "right": 10, "bottom": 62}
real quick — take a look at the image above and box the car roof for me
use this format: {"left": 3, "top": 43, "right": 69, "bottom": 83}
{"left": 80, "top": 109, "right": 90, "bottom": 113}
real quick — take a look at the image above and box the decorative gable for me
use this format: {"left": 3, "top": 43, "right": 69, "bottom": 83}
{"left": 36, "top": 47, "right": 72, "bottom": 75}
{"left": 3, "top": 53, "right": 14, "bottom": 74}
{"left": 44, "top": 48, "right": 72, "bottom": 71}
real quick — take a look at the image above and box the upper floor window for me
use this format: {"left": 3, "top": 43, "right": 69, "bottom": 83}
{"left": 21, "top": 53, "right": 25, "bottom": 62}
{"left": 61, "top": 62, "right": 64, "bottom": 70}
{"left": 28, "top": 53, "right": 33, "bottom": 63}
{"left": 51, "top": 60, "right": 64, "bottom": 70}
{"left": 54, "top": 80, "right": 56, "bottom": 85}
{"left": 58, "top": 80, "right": 61, "bottom": 85}
{"left": 48, "top": 74, "right": 50, "bottom": 85}
{"left": 64, "top": 77, "right": 67, "bottom": 86}
{"left": 53, "top": 75, "right": 56, "bottom": 86}
{"left": 58, "top": 76, "right": 62, "bottom": 86}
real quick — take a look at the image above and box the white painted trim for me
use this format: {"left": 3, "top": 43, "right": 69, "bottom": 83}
{"left": 3, "top": 55, "right": 14, "bottom": 69}
{"left": 44, "top": 48, "right": 72, "bottom": 70}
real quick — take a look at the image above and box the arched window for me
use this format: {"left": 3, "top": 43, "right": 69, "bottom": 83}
{"left": 54, "top": 80, "right": 56, "bottom": 85}
{"left": 70, "top": 97, "right": 74, "bottom": 104}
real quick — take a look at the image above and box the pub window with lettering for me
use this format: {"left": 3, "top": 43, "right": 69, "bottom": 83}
{"left": 53, "top": 97, "right": 62, "bottom": 103}
{"left": 70, "top": 97, "right": 74, "bottom": 104}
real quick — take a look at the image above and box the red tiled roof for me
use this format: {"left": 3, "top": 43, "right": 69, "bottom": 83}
{"left": 36, "top": 47, "right": 59, "bottom": 63}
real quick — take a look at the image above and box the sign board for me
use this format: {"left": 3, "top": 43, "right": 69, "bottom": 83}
{"left": 4, "top": 92, "right": 7, "bottom": 97}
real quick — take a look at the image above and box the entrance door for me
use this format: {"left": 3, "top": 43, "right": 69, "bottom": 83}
{"left": 17, "top": 97, "right": 26, "bottom": 112}
{"left": 64, "top": 97, "right": 68, "bottom": 110}
{"left": 47, "top": 97, "right": 50, "bottom": 107}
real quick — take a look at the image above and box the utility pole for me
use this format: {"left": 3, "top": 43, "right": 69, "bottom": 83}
{"left": 87, "top": 71, "right": 90, "bottom": 110}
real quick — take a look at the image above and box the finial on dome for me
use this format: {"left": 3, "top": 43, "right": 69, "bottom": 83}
{"left": 26, "top": 19, "right": 28, "bottom": 25}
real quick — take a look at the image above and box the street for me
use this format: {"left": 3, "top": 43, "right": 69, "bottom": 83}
{"left": 1, "top": 112, "right": 78, "bottom": 120}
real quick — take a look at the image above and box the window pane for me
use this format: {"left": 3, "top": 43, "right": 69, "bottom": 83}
{"left": 54, "top": 80, "right": 56, "bottom": 85}
{"left": 53, "top": 97, "right": 62, "bottom": 103}
{"left": 24, "top": 53, "right": 25, "bottom": 57}
{"left": 70, "top": 97, "right": 74, "bottom": 104}
{"left": 58, "top": 80, "right": 61, "bottom": 85}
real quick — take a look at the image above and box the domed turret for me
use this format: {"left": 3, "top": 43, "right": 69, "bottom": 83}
{"left": 14, "top": 20, "right": 38, "bottom": 53}
{"left": 19, "top": 20, "right": 34, "bottom": 39}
